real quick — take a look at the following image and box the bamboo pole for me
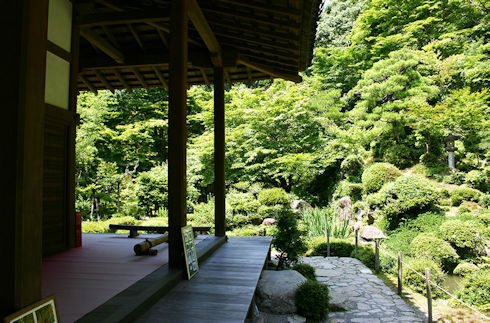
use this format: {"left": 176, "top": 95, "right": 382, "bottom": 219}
{"left": 398, "top": 251, "right": 403, "bottom": 295}
{"left": 327, "top": 228, "right": 330, "bottom": 257}
{"left": 375, "top": 239, "right": 380, "bottom": 274}
{"left": 425, "top": 268, "right": 432, "bottom": 323}
{"left": 355, "top": 229, "right": 358, "bottom": 258}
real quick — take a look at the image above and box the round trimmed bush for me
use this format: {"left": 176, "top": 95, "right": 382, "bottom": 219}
{"left": 295, "top": 280, "right": 330, "bottom": 321}
{"left": 409, "top": 233, "right": 459, "bottom": 272}
{"left": 450, "top": 187, "right": 482, "bottom": 206}
{"left": 403, "top": 258, "right": 446, "bottom": 298}
{"left": 465, "top": 170, "right": 487, "bottom": 192}
{"left": 456, "top": 269, "right": 490, "bottom": 311}
{"left": 440, "top": 220, "right": 485, "bottom": 257}
{"left": 340, "top": 155, "right": 364, "bottom": 181}
{"left": 258, "top": 188, "right": 290, "bottom": 206}
{"left": 293, "top": 263, "right": 317, "bottom": 281}
{"left": 453, "top": 262, "right": 480, "bottom": 277}
{"left": 309, "top": 238, "right": 355, "bottom": 257}
{"left": 362, "top": 163, "right": 401, "bottom": 193}
{"left": 372, "top": 176, "right": 440, "bottom": 230}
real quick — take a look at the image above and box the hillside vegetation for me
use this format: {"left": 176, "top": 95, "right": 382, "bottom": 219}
{"left": 77, "top": 0, "right": 489, "bottom": 313}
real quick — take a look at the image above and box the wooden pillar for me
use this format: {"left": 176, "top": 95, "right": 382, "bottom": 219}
{"left": 0, "top": 0, "right": 49, "bottom": 317}
{"left": 168, "top": 0, "right": 189, "bottom": 269}
{"left": 214, "top": 66, "right": 226, "bottom": 237}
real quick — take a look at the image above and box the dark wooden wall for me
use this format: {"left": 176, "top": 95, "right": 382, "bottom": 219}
{"left": 0, "top": 0, "right": 49, "bottom": 318}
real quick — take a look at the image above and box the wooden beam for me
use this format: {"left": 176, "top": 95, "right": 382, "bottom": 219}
{"left": 79, "top": 74, "right": 98, "bottom": 94}
{"left": 76, "top": 9, "right": 170, "bottom": 27}
{"left": 80, "top": 28, "right": 124, "bottom": 64}
{"left": 113, "top": 69, "right": 133, "bottom": 93}
{"left": 220, "top": 0, "right": 301, "bottom": 17}
{"left": 214, "top": 66, "right": 226, "bottom": 237}
{"left": 188, "top": 0, "right": 222, "bottom": 66}
{"left": 153, "top": 66, "right": 168, "bottom": 89}
{"left": 246, "top": 67, "right": 253, "bottom": 85}
{"left": 200, "top": 68, "right": 210, "bottom": 86}
{"left": 168, "top": 0, "right": 189, "bottom": 269}
{"left": 94, "top": 70, "right": 115, "bottom": 93}
{"left": 127, "top": 24, "right": 145, "bottom": 50}
{"left": 238, "top": 56, "right": 302, "bottom": 82}
{"left": 155, "top": 28, "right": 168, "bottom": 47}
{"left": 130, "top": 67, "right": 149, "bottom": 91}
{"left": 225, "top": 69, "right": 231, "bottom": 85}
{"left": 102, "top": 26, "right": 120, "bottom": 48}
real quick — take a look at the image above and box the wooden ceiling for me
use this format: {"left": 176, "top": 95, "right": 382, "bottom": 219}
{"left": 75, "top": 0, "right": 321, "bottom": 93}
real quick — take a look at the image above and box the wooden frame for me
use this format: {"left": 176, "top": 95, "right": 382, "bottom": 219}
{"left": 3, "top": 295, "right": 59, "bottom": 323}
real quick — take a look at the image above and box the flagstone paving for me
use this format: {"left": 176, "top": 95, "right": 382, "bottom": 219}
{"left": 300, "top": 257, "right": 424, "bottom": 323}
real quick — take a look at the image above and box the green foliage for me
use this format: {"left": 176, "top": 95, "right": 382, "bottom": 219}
{"left": 272, "top": 209, "right": 307, "bottom": 269}
{"left": 372, "top": 176, "right": 440, "bottom": 230}
{"left": 403, "top": 258, "right": 446, "bottom": 298}
{"left": 351, "top": 245, "right": 375, "bottom": 269}
{"left": 307, "top": 237, "right": 355, "bottom": 257}
{"left": 295, "top": 280, "right": 330, "bottom": 321}
{"left": 465, "top": 170, "right": 488, "bottom": 192}
{"left": 455, "top": 269, "right": 490, "bottom": 311}
{"left": 453, "top": 262, "right": 480, "bottom": 277}
{"left": 82, "top": 216, "right": 140, "bottom": 233}
{"left": 340, "top": 155, "right": 364, "bottom": 182}
{"left": 136, "top": 164, "right": 168, "bottom": 216}
{"left": 450, "top": 187, "right": 482, "bottom": 206}
{"left": 301, "top": 206, "right": 349, "bottom": 238}
{"left": 293, "top": 263, "right": 317, "bottom": 281}
{"left": 440, "top": 220, "right": 486, "bottom": 257}
{"left": 257, "top": 188, "right": 290, "bottom": 206}
{"left": 362, "top": 163, "right": 401, "bottom": 193}
{"left": 409, "top": 233, "right": 459, "bottom": 272}
{"left": 333, "top": 181, "right": 363, "bottom": 202}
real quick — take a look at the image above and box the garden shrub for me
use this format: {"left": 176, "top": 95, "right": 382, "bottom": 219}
{"left": 450, "top": 187, "right": 482, "bottom": 206}
{"left": 465, "top": 170, "right": 487, "bottom": 192}
{"left": 258, "top": 188, "right": 290, "bottom": 206}
{"left": 444, "top": 172, "right": 465, "bottom": 185}
{"left": 480, "top": 194, "right": 490, "bottom": 208}
{"left": 293, "top": 263, "right": 317, "bottom": 281}
{"left": 453, "top": 262, "right": 480, "bottom": 277}
{"left": 440, "top": 220, "right": 486, "bottom": 257}
{"left": 380, "top": 253, "right": 397, "bottom": 274}
{"left": 409, "top": 233, "right": 459, "bottom": 272}
{"left": 307, "top": 237, "right": 355, "bottom": 257}
{"left": 257, "top": 204, "right": 284, "bottom": 219}
{"left": 361, "top": 163, "right": 401, "bottom": 193}
{"left": 340, "top": 154, "right": 364, "bottom": 182}
{"left": 272, "top": 208, "right": 307, "bottom": 269}
{"left": 351, "top": 245, "right": 375, "bottom": 269}
{"left": 295, "top": 280, "right": 330, "bottom": 321}
{"left": 227, "top": 190, "right": 261, "bottom": 215}
{"left": 403, "top": 258, "right": 446, "bottom": 298}
{"left": 456, "top": 269, "right": 490, "bottom": 311}
{"left": 373, "top": 176, "right": 440, "bottom": 230}
{"left": 333, "top": 181, "right": 363, "bottom": 201}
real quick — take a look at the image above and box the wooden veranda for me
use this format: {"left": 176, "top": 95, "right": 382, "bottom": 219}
{"left": 1, "top": 0, "right": 320, "bottom": 321}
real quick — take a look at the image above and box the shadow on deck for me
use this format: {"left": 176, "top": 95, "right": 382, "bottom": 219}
{"left": 42, "top": 234, "right": 271, "bottom": 322}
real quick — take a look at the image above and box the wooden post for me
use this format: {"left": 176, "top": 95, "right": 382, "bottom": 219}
{"left": 425, "top": 268, "right": 432, "bottom": 323}
{"left": 375, "top": 239, "right": 380, "bottom": 274}
{"left": 398, "top": 251, "right": 403, "bottom": 295}
{"left": 327, "top": 228, "right": 330, "bottom": 257}
{"left": 355, "top": 229, "right": 358, "bottom": 258}
{"left": 168, "top": 0, "right": 189, "bottom": 269}
{"left": 214, "top": 66, "right": 226, "bottom": 237}
{"left": 0, "top": 0, "right": 49, "bottom": 317}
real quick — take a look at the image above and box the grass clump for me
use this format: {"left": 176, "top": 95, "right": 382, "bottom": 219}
{"left": 295, "top": 280, "right": 330, "bottom": 321}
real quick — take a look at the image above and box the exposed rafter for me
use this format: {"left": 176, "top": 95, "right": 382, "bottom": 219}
{"left": 152, "top": 66, "right": 168, "bottom": 89}
{"left": 189, "top": 0, "right": 222, "bottom": 66}
{"left": 94, "top": 70, "right": 114, "bottom": 93}
{"left": 112, "top": 69, "right": 132, "bottom": 93}
{"left": 237, "top": 56, "right": 301, "bottom": 83}
{"left": 76, "top": 9, "right": 170, "bottom": 27}
{"left": 79, "top": 74, "right": 98, "bottom": 94}
{"left": 80, "top": 28, "right": 124, "bottom": 64}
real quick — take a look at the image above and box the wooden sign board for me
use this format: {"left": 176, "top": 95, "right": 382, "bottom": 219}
{"left": 182, "top": 225, "right": 199, "bottom": 279}
{"left": 4, "top": 295, "right": 59, "bottom": 323}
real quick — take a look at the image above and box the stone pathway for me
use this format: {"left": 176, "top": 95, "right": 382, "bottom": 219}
{"left": 301, "top": 257, "right": 424, "bottom": 323}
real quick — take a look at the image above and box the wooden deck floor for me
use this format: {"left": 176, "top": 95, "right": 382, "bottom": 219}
{"left": 42, "top": 233, "right": 207, "bottom": 322}
{"left": 136, "top": 236, "right": 272, "bottom": 323}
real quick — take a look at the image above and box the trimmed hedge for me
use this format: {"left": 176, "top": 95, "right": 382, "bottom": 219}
{"left": 307, "top": 237, "right": 355, "bottom": 257}
{"left": 403, "top": 258, "right": 446, "bottom": 298}
{"left": 362, "top": 163, "right": 401, "bottom": 193}
{"left": 340, "top": 154, "right": 364, "bottom": 182}
{"left": 258, "top": 188, "right": 290, "bottom": 206}
{"left": 409, "top": 233, "right": 459, "bottom": 272}
{"left": 293, "top": 263, "right": 317, "bottom": 281}
{"left": 456, "top": 269, "right": 490, "bottom": 311}
{"left": 453, "top": 262, "right": 480, "bottom": 277}
{"left": 450, "top": 187, "right": 482, "bottom": 206}
{"left": 440, "top": 220, "right": 485, "bottom": 257}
